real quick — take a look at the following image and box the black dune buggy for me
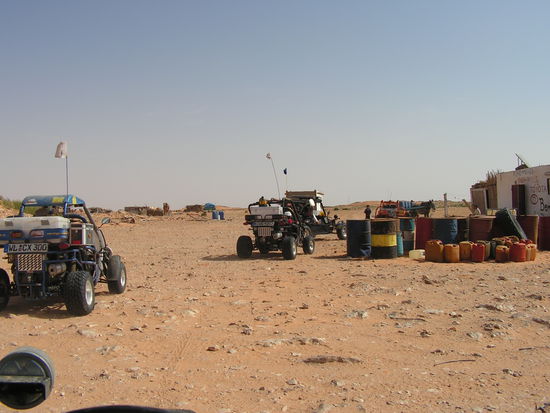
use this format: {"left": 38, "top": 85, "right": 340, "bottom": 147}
{"left": 236, "top": 198, "right": 315, "bottom": 260}
{"left": 285, "top": 191, "right": 347, "bottom": 240}
{"left": 0, "top": 194, "right": 127, "bottom": 316}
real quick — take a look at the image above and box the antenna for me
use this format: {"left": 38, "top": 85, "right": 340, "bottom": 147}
{"left": 515, "top": 153, "right": 529, "bottom": 168}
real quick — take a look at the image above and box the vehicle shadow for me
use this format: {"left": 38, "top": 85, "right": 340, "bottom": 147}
{"left": 202, "top": 254, "right": 284, "bottom": 262}
{"left": 1, "top": 297, "right": 74, "bottom": 320}
{"left": 313, "top": 254, "right": 370, "bottom": 261}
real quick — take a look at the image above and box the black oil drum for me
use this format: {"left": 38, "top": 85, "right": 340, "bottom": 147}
{"left": 346, "top": 220, "right": 371, "bottom": 258}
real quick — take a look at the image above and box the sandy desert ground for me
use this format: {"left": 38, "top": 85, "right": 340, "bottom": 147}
{"left": 0, "top": 204, "right": 549, "bottom": 413}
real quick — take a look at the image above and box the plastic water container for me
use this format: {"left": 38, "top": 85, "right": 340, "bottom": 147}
{"left": 425, "top": 240, "right": 444, "bottom": 263}
{"left": 218, "top": 211, "right": 225, "bottom": 220}
{"left": 459, "top": 241, "right": 473, "bottom": 261}
{"left": 510, "top": 242, "right": 527, "bottom": 262}
{"left": 495, "top": 245, "right": 510, "bottom": 263}
{"left": 471, "top": 243, "right": 485, "bottom": 263}
{"left": 409, "top": 249, "right": 425, "bottom": 260}
{"left": 444, "top": 244, "right": 460, "bottom": 263}
{"left": 212, "top": 211, "right": 220, "bottom": 220}
{"left": 526, "top": 243, "right": 537, "bottom": 261}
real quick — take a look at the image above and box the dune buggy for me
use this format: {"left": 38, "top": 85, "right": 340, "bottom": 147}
{"left": 0, "top": 195, "right": 127, "bottom": 316}
{"left": 284, "top": 190, "right": 347, "bottom": 240}
{"left": 236, "top": 198, "right": 315, "bottom": 260}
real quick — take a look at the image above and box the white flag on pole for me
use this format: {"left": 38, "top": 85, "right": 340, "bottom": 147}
{"left": 55, "top": 141, "right": 68, "bottom": 158}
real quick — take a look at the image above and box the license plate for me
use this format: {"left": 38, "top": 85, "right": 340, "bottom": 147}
{"left": 5, "top": 243, "right": 48, "bottom": 253}
{"left": 252, "top": 222, "right": 274, "bottom": 227}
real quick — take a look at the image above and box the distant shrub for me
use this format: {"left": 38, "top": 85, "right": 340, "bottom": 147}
{"left": 0, "top": 198, "right": 22, "bottom": 210}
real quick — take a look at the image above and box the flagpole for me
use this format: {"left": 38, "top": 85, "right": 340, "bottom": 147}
{"left": 266, "top": 153, "right": 281, "bottom": 199}
{"left": 65, "top": 156, "right": 69, "bottom": 197}
{"left": 55, "top": 141, "right": 69, "bottom": 197}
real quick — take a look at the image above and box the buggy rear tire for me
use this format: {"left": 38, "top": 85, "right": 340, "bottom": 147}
{"left": 237, "top": 236, "right": 253, "bottom": 258}
{"left": 107, "top": 255, "right": 127, "bottom": 294}
{"left": 282, "top": 236, "right": 297, "bottom": 260}
{"left": 336, "top": 225, "right": 347, "bottom": 240}
{"left": 64, "top": 271, "right": 95, "bottom": 316}
{"left": 0, "top": 269, "right": 10, "bottom": 311}
{"left": 302, "top": 236, "right": 315, "bottom": 255}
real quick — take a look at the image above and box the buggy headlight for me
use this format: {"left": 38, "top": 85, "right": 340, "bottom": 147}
{"left": 30, "top": 230, "right": 45, "bottom": 238}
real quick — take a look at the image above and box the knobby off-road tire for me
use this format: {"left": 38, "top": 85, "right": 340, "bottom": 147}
{"left": 0, "top": 269, "right": 10, "bottom": 311}
{"left": 64, "top": 271, "right": 95, "bottom": 316}
{"left": 107, "top": 255, "right": 127, "bottom": 294}
{"left": 237, "top": 236, "right": 253, "bottom": 258}
{"left": 282, "top": 236, "right": 297, "bottom": 260}
{"left": 302, "top": 236, "right": 315, "bottom": 255}
{"left": 336, "top": 225, "right": 347, "bottom": 240}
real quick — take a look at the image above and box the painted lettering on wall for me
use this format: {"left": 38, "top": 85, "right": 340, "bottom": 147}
{"left": 540, "top": 198, "right": 550, "bottom": 213}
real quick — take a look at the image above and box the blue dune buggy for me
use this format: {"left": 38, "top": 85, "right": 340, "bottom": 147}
{"left": 0, "top": 195, "right": 127, "bottom": 315}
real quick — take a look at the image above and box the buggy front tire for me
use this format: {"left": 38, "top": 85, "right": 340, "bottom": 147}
{"left": 303, "top": 236, "right": 315, "bottom": 255}
{"left": 107, "top": 255, "right": 127, "bottom": 294}
{"left": 237, "top": 236, "right": 253, "bottom": 258}
{"left": 64, "top": 271, "right": 95, "bottom": 316}
{"left": 0, "top": 269, "right": 10, "bottom": 311}
{"left": 282, "top": 236, "right": 297, "bottom": 260}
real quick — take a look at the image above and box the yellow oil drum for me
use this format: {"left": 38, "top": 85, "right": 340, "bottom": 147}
{"left": 444, "top": 244, "right": 460, "bottom": 263}
{"left": 425, "top": 240, "right": 444, "bottom": 263}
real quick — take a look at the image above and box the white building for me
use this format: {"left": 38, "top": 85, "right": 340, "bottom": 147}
{"left": 496, "top": 164, "right": 550, "bottom": 216}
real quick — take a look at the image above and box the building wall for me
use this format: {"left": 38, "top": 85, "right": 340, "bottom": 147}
{"left": 497, "top": 165, "right": 550, "bottom": 216}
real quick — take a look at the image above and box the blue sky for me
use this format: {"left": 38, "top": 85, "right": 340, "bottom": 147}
{"left": 1, "top": 1, "right": 549, "bottom": 209}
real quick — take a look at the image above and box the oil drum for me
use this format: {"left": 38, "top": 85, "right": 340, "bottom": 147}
{"left": 415, "top": 217, "right": 433, "bottom": 250}
{"left": 517, "top": 215, "right": 539, "bottom": 245}
{"left": 433, "top": 218, "right": 458, "bottom": 245}
{"left": 371, "top": 219, "right": 398, "bottom": 259}
{"left": 346, "top": 220, "right": 371, "bottom": 258}
{"left": 539, "top": 217, "right": 550, "bottom": 251}
{"left": 399, "top": 218, "right": 415, "bottom": 254}
{"left": 469, "top": 216, "right": 494, "bottom": 241}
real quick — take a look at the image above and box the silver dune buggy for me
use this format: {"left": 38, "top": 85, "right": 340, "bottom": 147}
{"left": 237, "top": 198, "right": 315, "bottom": 260}
{"left": 0, "top": 195, "right": 127, "bottom": 316}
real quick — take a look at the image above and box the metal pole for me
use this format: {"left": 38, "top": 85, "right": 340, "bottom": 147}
{"left": 65, "top": 157, "right": 69, "bottom": 197}
{"left": 270, "top": 158, "right": 281, "bottom": 199}
{"left": 444, "top": 193, "right": 448, "bottom": 217}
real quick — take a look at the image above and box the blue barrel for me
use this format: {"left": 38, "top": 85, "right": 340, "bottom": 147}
{"left": 396, "top": 231, "right": 404, "bottom": 257}
{"left": 212, "top": 211, "right": 220, "bottom": 220}
{"left": 346, "top": 220, "right": 371, "bottom": 258}
{"left": 399, "top": 217, "right": 415, "bottom": 231}
{"left": 399, "top": 217, "right": 415, "bottom": 254}
{"left": 457, "top": 218, "right": 469, "bottom": 242}
{"left": 218, "top": 211, "right": 225, "bottom": 220}
{"left": 433, "top": 218, "right": 458, "bottom": 244}
{"left": 402, "top": 230, "right": 415, "bottom": 253}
